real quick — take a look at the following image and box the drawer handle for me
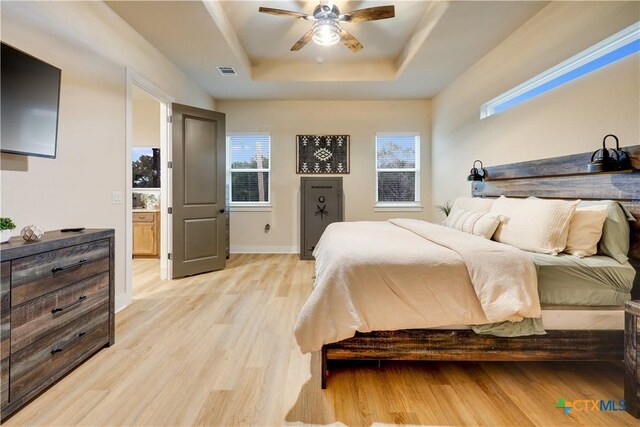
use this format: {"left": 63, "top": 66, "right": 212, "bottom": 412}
{"left": 51, "top": 295, "right": 87, "bottom": 314}
{"left": 52, "top": 258, "right": 87, "bottom": 273}
{"left": 51, "top": 331, "right": 87, "bottom": 354}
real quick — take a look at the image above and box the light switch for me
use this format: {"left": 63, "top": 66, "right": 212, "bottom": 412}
{"left": 112, "top": 191, "right": 123, "bottom": 204}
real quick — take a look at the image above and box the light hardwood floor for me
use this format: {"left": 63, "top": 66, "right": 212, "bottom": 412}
{"left": 4, "top": 254, "right": 636, "bottom": 426}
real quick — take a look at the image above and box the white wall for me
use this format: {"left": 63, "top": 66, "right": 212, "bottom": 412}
{"left": 217, "top": 100, "right": 431, "bottom": 253}
{"left": 431, "top": 1, "right": 640, "bottom": 219}
{"left": 0, "top": 1, "right": 215, "bottom": 308}
{"left": 132, "top": 86, "right": 161, "bottom": 148}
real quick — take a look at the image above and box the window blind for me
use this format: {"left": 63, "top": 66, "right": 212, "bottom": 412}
{"left": 228, "top": 134, "right": 270, "bottom": 203}
{"left": 375, "top": 134, "right": 420, "bottom": 203}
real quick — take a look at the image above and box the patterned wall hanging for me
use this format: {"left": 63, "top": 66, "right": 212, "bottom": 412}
{"left": 296, "top": 135, "right": 350, "bottom": 174}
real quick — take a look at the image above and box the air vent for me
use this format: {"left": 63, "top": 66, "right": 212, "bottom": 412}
{"left": 217, "top": 66, "right": 237, "bottom": 76}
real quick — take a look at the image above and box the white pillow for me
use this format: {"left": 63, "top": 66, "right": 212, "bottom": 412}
{"left": 444, "top": 208, "right": 502, "bottom": 239}
{"left": 451, "top": 197, "right": 494, "bottom": 213}
{"left": 490, "top": 196, "right": 579, "bottom": 255}
{"left": 564, "top": 205, "right": 608, "bottom": 257}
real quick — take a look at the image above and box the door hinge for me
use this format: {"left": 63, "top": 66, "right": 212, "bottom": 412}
{"left": 168, "top": 115, "right": 173, "bottom": 123}
{"left": 168, "top": 253, "right": 172, "bottom": 260}
{"left": 168, "top": 207, "right": 173, "bottom": 214}
{"left": 167, "top": 161, "right": 173, "bottom": 169}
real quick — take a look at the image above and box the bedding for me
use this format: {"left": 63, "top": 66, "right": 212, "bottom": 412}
{"left": 564, "top": 205, "right": 608, "bottom": 257}
{"left": 578, "top": 200, "right": 634, "bottom": 264}
{"left": 294, "top": 218, "right": 541, "bottom": 353}
{"left": 490, "top": 196, "right": 578, "bottom": 255}
{"left": 530, "top": 252, "right": 635, "bottom": 305}
{"left": 443, "top": 207, "right": 502, "bottom": 239}
{"left": 451, "top": 196, "right": 494, "bottom": 213}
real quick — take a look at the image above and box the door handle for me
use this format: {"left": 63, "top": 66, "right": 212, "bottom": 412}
{"left": 219, "top": 208, "right": 225, "bottom": 214}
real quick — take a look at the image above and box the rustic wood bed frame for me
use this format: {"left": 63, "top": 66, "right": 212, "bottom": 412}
{"left": 321, "top": 145, "right": 640, "bottom": 389}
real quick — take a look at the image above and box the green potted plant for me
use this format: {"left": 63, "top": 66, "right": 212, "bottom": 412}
{"left": 0, "top": 218, "right": 16, "bottom": 243}
{"left": 435, "top": 201, "right": 453, "bottom": 217}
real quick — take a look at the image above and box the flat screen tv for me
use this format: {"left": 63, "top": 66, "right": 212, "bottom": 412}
{"left": 1, "top": 42, "right": 61, "bottom": 158}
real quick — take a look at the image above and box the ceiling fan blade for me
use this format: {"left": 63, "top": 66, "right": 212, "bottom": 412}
{"left": 340, "top": 29, "right": 363, "bottom": 53}
{"left": 258, "top": 7, "right": 312, "bottom": 20}
{"left": 339, "top": 5, "right": 395, "bottom": 22}
{"left": 290, "top": 29, "right": 314, "bottom": 51}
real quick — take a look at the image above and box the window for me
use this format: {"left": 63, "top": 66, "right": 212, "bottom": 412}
{"left": 227, "top": 134, "right": 270, "bottom": 207}
{"left": 132, "top": 147, "right": 160, "bottom": 188}
{"left": 481, "top": 21, "right": 640, "bottom": 119}
{"left": 375, "top": 133, "right": 420, "bottom": 208}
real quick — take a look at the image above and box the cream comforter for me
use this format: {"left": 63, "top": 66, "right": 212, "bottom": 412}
{"left": 294, "top": 219, "right": 541, "bottom": 353}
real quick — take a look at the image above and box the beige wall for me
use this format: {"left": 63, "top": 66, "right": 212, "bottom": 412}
{"left": 132, "top": 86, "right": 161, "bottom": 148}
{"left": 431, "top": 1, "right": 640, "bottom": 220}
{"left": 218, "top": 100, "right": 431, "bottom": 252}
{"left": 0, "top": 1, "right": 214, "bottom": 307}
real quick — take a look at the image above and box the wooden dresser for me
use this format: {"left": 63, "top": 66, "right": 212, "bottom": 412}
{"left": 133, "top": 210, "right": 159, "bottom": 258}
{"left": 0, "top": 229, "right": 115, "bottom": 420}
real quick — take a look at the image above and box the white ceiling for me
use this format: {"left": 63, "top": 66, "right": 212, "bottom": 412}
{"left": 106, "top": 0, "right": 548, "bottom": 100}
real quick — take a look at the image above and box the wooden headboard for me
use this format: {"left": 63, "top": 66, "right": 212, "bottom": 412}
{"left": 471, "top": 145, "right": 640, "bottom": 296}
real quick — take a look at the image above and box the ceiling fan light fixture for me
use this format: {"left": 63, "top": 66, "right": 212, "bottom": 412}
{"left": 312, "top": 19, "right": 341, "bottom": 46}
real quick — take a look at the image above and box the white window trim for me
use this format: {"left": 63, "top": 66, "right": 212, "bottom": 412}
{"left": 481, "top": 21, "right": 640, "bottom": 119}
{"left": 374, "top": 132, "right": 421, "bottom": 210}
{"left": 227, "top": 133, "right": 272, "bottom": 209}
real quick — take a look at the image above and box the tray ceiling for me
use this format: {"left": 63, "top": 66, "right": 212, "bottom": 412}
{"left": 106, "top": 0, "right": 548, "bottom": 99}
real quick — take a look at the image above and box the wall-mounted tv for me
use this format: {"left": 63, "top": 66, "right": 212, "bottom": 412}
{"left": 1, "top": 42, "right": 61, "bottom": 158}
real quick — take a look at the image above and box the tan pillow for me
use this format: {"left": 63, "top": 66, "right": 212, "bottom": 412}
{"left": 564, "top": 205, "right": 608, "bottom": 257}
{"left": 444, "top": 207, "right": 502, "bottom": 239}
{"left": 451, "top": 197, "right": 494, "bottom": 213}
{"left": 490, "top": 196, "right": 579, "bottom": 255}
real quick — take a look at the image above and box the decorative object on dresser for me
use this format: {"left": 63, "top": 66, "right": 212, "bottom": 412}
{"left": 625, "top": 300, "right": 640, "bottom": 418}
{"left": 132, "top": 210, "right": 160, "bottom": 258}
{"left": 0, "top": 229, "right": 115, "bottom": 420}
{"left": 300, "top": 177, "right": 343, "bottom": 260}
{"left": 321, "top": 144, "right": 640, "bottom": 388}
{"left": 19, "top": 225, "right": 44, "bottom": 242}
{"left": 296, "top": 135, "right": 350, "bottom": 174}
{"left": 0, "top": 218, "right": 16, "bottom": 243}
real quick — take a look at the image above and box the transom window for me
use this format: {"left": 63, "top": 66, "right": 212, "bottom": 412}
{"left": 227, "top": 134, "right": 270, "bottom": 206}
{"left": 375, "top": 133, "right": 420, "bottom": 206}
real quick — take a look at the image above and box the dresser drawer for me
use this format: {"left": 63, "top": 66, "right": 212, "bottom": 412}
{"left": 10, "top": 306, "right": 109, "bottom": 403}
{"left": 133, "top": 212, "right": 155, "bottom": 222}
{"left": 11, "top": 239, "right": 110, "bottom": 306}
{"left": 11, "top": 271, "right": 110, "bottom": 354}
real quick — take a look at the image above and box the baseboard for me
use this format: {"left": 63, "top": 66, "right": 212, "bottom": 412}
{"left": 230, "top": 245, "right": 299, "bottom": 254}
{"left": 115, "top": 292, "right": 132, "bottom": 313}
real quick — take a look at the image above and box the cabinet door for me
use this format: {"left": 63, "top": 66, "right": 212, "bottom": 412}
{"left": 133, "top": 222, "right": 156, "bottom": 256}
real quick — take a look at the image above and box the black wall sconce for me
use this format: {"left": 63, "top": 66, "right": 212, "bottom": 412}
{"left": 588, "top": 134, "right": 631, "bottom": 172}
{"left": 467, "top": 160, "right": 487, "bottom": 181}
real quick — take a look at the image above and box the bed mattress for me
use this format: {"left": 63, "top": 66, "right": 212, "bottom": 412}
{"left": 529, "top": 252, "right": 635, "bottom": 305}
{"left": 436, "top": 306, "right": 624, "bottom": 331}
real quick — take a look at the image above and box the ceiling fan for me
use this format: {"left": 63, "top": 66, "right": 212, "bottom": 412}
{"left": 258, "top": 2, "right": 395, "bottom": 53}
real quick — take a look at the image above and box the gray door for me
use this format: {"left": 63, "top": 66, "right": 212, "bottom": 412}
{"left": 300, "top": 177, "right": 343, "bottom": 260}
{"left": 172, "top": 103, "right": 226, "bottom": 278}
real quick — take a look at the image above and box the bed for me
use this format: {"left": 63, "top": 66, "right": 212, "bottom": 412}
{"left": 295, "top": 145, "right": 640, "bottom": 389}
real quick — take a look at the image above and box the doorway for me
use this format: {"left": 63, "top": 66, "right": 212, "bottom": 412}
{"left": 123, "top": 68, "right": 228, "bottom": 311}
{"left": 131, "top": 85, "right": 163, "bottom": 297}
{"left": 123, "top": 68, "right": 174, "bottom": 309}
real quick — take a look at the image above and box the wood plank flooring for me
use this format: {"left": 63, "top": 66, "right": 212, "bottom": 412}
{"left": 3, "top": 254, "right": 637, "bottom": 426}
